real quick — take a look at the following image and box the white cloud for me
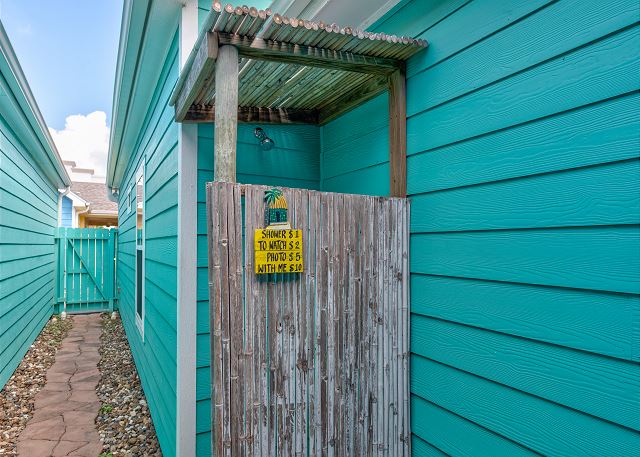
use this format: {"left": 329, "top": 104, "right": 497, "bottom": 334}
{"left": 16, "top": 23, "right": 33, "bottom": 36}
{"left": 49, "top": 111, "right": 110, "bottom": 177}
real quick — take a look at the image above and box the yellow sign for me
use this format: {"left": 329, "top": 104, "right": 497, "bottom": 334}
{"left": 254, "top": 229, "right": 303, "bottom": 274}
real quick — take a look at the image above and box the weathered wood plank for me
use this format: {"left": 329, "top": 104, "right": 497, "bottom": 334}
{"left": 184, "top": 105, "right": 320, "bottom": 124}
{"left": 268, "top": 213, "right": 278, "bottom": 456}
{"left": 335, "top": 193, "right": 345, "bottom": 456}
{"left": 252, "top": 186, "right": 270, "bottom": 456}
{"left": 375, "top": 197, "right": 385, "bottom": 456}
{"left": 327, "top": 191, "right": 337, "bottom": 457}
{"left": 400, "top": 197, "right": 411, "bottom": 455}
{"left": 244, "top": 187, "right": 256, "bottom": 456}
{"left": 364, "top": 197, "right": 373, "bottom": 455}
{"left": 229, "top": 184, "right": 243, "bottom": 454}
{"left": 293, "top": 188, "right": 306, "bottom": 457}
{"left": 175, "top": 32, "right": 218, "bottom": 121}
{"left": 315, "top": 191, "right": 327, "bottom": 454}
{"left": 390, "top": 200, "right": 398, "bottom": 457}
{"left": 217, "top": 32, "right": 403, "bottom": 75}
{"left": 346, "top": 194, "right": 357, "bottom": 456}
{"left": 219, "top": 183, "right": 232, "bottom": 456}
{"left": 207, "top": 182, "right": 224, "bottom": 457}
{"left": 388, "top": 69, "right": 407, "bottom": 197}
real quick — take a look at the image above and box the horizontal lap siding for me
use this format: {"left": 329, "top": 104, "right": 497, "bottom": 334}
{"left": 195, "top": 124, "right": 320, "bottom": 456}
{"left": 0, "top": 114, "right": 57, "bottom": 388}
{"left": 321, "top": 0, "right": 640, "bottom": 454}
{"left": 321, "top": 92, "right": 389, "bottom": 196}
{"left": 61, "top": 196, "right": 72, "bottom": 227}
{"left": 116, "top": 31, "right": 179, "bottom": 456}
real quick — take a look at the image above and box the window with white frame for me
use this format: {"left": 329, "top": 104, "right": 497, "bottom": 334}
{"left": 135, "top": 163, "right": 145, "bottom": 338}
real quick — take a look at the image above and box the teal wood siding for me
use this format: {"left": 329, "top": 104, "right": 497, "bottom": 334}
{"left": 321, "top": 0, "right": 640, "bottom": 454}
{"left": 195, "top": 123, "right": 320, "bottom": 455}
{"left": 116, "top": 31, "right": 179, "bottom": 456}
{"left": 0, "top": 113, "right": 57, "bottom": 388}
{"left": 321, "top": 92, "right": 389, "bottom": 196}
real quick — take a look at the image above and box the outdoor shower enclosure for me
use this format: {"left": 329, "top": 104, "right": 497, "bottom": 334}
{"left": 207, "top": 182, "right": 410, "bottom": 455}
{"left": 170, "top": 6, "right": 424, "bottom": 454}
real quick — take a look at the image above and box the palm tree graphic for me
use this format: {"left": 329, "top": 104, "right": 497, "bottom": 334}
{"left": 264, "top": 188, "right": 283, "bottom": 207}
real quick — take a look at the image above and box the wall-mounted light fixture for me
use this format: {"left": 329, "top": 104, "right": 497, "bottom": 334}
{"left": 254, "top": 127, "right": 275, "bottom": 151}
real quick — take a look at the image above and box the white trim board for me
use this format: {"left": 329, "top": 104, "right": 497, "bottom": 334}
{"left": 278, "top": 0, "right": 402, "bottom": 30}
{"left": 134, "top": 162, "right": 146, "bottom": 341}
{"left": 176, "top": 1, "right": 198, "bottom": 455}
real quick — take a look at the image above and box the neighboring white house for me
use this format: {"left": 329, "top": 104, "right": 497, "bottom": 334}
{"left": 63, "top": 160, "right": 107, "bottom": 183}
{"left": 59, "top": 161, "right": 117, "bottom": 227}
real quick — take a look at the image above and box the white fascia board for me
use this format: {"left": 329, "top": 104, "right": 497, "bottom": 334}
{"left": 270, "top": 0, "right": 312, "bottom": 18}
{"left": 359, "top": 0, "right": 406, "bottom": 29}
{"left": 107, "top": 0, "right": 147, "bottom": 189}
{"left": 289, "top": 0, "right": 402, "bottom": 30}
{"left": 88, "top": 210, "right": 118, "bottom": 215}
{"left": 107, "top": 0, "right": 181, "bottom": 189}
{"left": 66, "top": 190, "right": 88, "bottom": 207}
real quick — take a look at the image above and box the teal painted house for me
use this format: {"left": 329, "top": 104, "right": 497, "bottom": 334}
{"left": 0, "top": 22, "right": 71, "bottom": 388}
{"left": 106, "top": 0, "right": 640, "bottom": 456}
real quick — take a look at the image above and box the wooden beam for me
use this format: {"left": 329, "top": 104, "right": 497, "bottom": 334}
{"left": 175, "top": 32, "right": 218, "bottom": 121}
{"left": 214, "top": 45, "right": 239, "bottom": 182}
{"left": 217, "top": 32, "right": 402, "bottom": 75}
{"left": 388, "top": 68, "right": 406, "bottom": 197}
{"left": 185, "top": 105, "right": 319, "bottom": 124}
{"left": 318, "top": 76, "right": 388, "bottom": 125}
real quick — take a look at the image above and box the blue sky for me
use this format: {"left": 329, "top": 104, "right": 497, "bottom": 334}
{"left": 0, "top": 1, "right": 274, "bottom": 177}
{"left": 0, "top": 1, "right": 123, "bottom": 130}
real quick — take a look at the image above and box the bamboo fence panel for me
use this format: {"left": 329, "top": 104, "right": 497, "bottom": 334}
{"left": 207, "top": 182, "right": 410, "bottom": 456}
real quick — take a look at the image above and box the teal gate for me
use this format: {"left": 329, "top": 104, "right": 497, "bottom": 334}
{"left": 55, "top": 228, "right": 117, "bottom": 314}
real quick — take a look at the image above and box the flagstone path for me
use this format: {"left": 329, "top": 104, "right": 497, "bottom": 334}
{"left": 16, "top": 314, "right": 103, "bottom": 457}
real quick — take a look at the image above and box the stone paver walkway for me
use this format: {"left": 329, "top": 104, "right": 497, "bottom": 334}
{"left": 17, "top": 314, "right": 103, "bottom": 457}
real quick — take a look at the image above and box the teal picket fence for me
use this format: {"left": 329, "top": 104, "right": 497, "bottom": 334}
{"left": 55, "top": 227, "right": 117, "bottom": 314}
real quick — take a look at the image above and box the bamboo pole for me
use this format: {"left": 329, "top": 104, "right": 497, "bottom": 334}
{"left": 402, "top": 198, "right": 410, "bottom": 456}
{"left": 236, "top": 7, "right": 258, "bottom": 35}
{"left": 246, "top": 10, "right": 268, "bottom": 36}
{"left": 213, "top": 4, "right": 234, "bottom": 32}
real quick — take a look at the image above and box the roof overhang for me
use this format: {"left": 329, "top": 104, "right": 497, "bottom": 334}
{"left": 106, "top": 0, "right": 182, "bottom": 189}
{"left": 0, "top": 22, "right": 70, "bottom": 188}
{"left": 85, "top": 210, "right": 119, "bottom": 218}
{"left": 271, "top": 0, "right": 407, "bottom": 30}
{"left": 66, "top": 190, "right": 89, "bottom": 207}
{"left": 170, "top": 2, "right": 426, "bottom": 126}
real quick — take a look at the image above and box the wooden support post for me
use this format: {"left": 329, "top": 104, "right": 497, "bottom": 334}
{"left": 388, "top": 68, "right": 407, "bottom": 198}
{"left": 214, "top": 45, "right": 239, "bottom": 182}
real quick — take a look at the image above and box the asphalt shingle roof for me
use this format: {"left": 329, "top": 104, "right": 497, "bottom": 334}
{"left": 70, "top": 181, "right": 117, "bottom": 213}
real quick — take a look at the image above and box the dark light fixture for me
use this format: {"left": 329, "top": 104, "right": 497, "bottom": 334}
{"left": 254, "top": 127, "right": 275, "bottom": 151}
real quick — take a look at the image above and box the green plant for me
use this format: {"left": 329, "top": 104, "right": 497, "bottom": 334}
{"left": 98, "top": 453, "right": 113, "bottom": 457}
{"left": 99, "top": 404, "right": 113, "bottom": 414}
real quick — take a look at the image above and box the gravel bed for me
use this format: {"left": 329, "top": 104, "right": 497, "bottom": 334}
{"left": 0, "top": 315, "right": 74, "bottom": 456}
{"left": 96, "top": 313, "right": 161, "bottom": 456}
